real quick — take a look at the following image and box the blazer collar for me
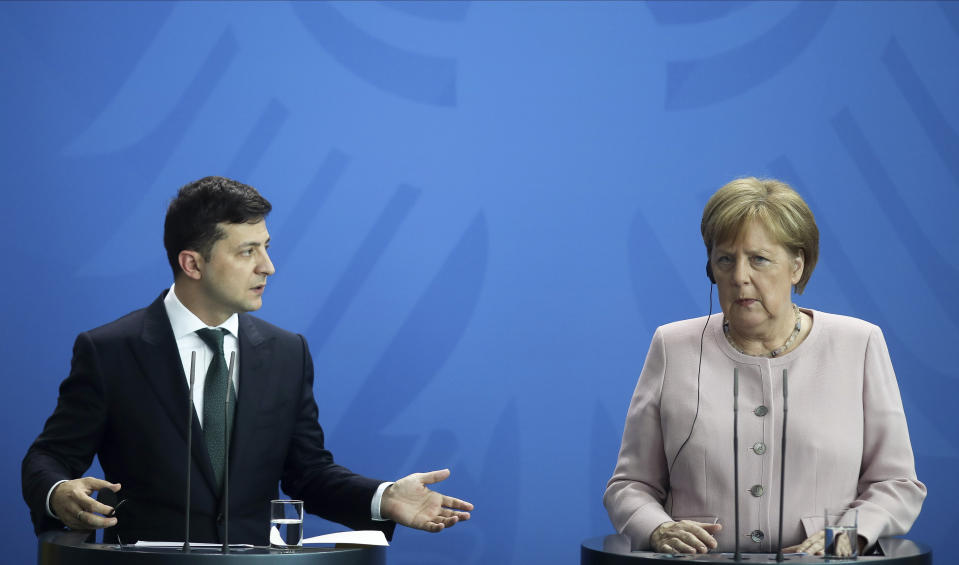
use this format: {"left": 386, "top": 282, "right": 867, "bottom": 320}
{"left": 227, "top": 313, "right": 273, "bottom": 484}
{"left": 135, "top": 290, "right": 219, "bottom": 492}
{"left": 136, "top": 291, "right": 276, "bottom": 500}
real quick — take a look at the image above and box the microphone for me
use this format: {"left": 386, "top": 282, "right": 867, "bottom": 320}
{"left": 183, "top": 351, "right": 196, "bottom": 553}
{"left": 729, "top": 369, "right": 755, "bottom": 562}
{"left": 223, "top": 351, "right": 236, "bottom": 554}
{"left": 775, "top": 369, "right": 789, "bottom": 562}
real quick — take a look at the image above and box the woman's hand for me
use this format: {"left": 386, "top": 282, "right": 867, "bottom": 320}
{"left": 784, "top": 531, "right": 865, "bottom": 556}
{"left": 784, "top": 530, "right": 826, "bottom": 555}
{"left": 650, "top": 520, "right": 722, "bottom": 554}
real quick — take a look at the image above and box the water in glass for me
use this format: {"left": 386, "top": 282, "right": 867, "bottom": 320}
{"left": 270, "top": 517, "right": 303, "bottom": 548}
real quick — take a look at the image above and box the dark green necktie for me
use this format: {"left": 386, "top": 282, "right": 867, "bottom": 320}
{"left": 195, "top": 327, "right": 236, "bottom": 491}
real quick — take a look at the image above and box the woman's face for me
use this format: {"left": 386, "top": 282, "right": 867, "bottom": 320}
{"left": 710, "top": 218, "right": 804, "bottom": 339}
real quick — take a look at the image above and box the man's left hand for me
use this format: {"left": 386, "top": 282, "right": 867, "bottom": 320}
{"left": 381, "top": 469, "right": 473, "bottom": 532}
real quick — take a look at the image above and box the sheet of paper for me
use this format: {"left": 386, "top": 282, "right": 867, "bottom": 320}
{"left": 134, "top": 530, "right": 387, "bottom": 549}
{"left": 133, "top": 541, "right": 254, "bottom": 549}
{"left": 303, "top": 530, "right": 389, "bottom": 546}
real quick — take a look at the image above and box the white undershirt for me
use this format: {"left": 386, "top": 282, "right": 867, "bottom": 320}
{"left": 164, "top": 285, "right": 239, "bottom": 425}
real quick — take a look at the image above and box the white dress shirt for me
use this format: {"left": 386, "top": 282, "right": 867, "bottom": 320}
{"left": 164, "top": 285, "right": 239, "bottom": 425}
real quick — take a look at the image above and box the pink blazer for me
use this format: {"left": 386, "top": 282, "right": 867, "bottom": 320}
{"left": 604, "top": 309, "right": 925, "bottom": 552}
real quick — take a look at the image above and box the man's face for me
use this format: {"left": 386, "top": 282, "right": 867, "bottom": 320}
{"left": 196, "top": 220, "right": 274, "bottom": 322}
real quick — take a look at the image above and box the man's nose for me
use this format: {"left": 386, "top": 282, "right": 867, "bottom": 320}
{"left": 258, "top": 250, "right": 275, "bottom": 276}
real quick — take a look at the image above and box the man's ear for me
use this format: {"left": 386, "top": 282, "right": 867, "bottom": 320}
{"left": 178, "top": 250, "right": 204, "bottom": 281}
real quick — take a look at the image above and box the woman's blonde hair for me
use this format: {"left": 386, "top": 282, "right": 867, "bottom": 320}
{"left": 701, "top": 177, "right": 819, "bottom": 294}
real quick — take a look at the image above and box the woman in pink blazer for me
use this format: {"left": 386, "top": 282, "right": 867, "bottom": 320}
{"left": 604, "top": 178, "right": 925, "bottom": 555}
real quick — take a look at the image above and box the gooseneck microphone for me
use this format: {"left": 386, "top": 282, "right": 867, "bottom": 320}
{"left": 183, "top": 351, "right": 196, "bottom": 553}
{"left": 775, "top": 369, "right": 789, "bottom": 562}
{"left": 223, "top": 351, "right": 236, "bottom": 554}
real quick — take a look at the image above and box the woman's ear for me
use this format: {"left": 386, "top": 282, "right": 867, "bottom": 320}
{"left": 792, "top": 250, "right": 805, "bottom": 285}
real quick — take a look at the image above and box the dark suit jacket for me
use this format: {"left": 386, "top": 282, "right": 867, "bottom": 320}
{"left": 22, "top": 291, "right": 395, "bottom": 544}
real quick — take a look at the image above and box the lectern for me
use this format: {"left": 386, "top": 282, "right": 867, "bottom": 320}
{"left": 38, "top": 530, "right": 386, "bottom": 565}
{"left": 581, "top": 534, "right": 931, "bottom": 565}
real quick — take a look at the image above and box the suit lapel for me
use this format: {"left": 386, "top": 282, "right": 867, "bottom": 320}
{"left": 132, "top": 292, "right": 219, "bottom": 493}
{"left": 228, "top": 314, "right": 273, "bottom": 487}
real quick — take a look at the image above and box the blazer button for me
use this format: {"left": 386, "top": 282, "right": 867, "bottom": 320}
{"left": 752, "top": 442, "right": 766, "bottom": 455}
{"left": 754, "top": 405, "right": 768, "bottom": 417}
{"left": 750, "top": 530, "right": 765, "bottom": 543}
{"left": 217, "top": 513, "right": 224, "bottom": 523}
{"left": 749, "top": 484, "right": 765, "bottom": 497}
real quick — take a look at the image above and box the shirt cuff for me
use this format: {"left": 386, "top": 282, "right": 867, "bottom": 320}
{"left": 370, "top": 481, "right": 394, "bottom": 521}
{"left": 46, "top": 480, "right": 69, "bottom": 519}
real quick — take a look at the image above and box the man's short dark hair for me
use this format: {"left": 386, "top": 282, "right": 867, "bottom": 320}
{"left": 164, "top": 176, "right": 272, "bottom": 277}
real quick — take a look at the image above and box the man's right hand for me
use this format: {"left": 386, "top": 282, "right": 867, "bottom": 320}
{"left": 51, "top": 477, "right": 121, "bottom": 530}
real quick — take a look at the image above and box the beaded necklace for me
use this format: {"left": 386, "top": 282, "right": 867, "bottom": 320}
{"left": 723, "top": 304, "right": 801, "bottom": 358}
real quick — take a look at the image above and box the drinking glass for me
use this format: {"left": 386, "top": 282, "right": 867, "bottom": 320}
{"left": 824, "top": 507, "right": 858, "bottom": 560}
{"left": 270, "top": 499, "right": 304, "bottom": 550}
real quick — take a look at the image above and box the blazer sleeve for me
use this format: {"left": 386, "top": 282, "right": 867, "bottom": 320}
{"left": 21, "top": 332, "right": 108, "bottom": 534}
{"left": 852, "top": 326, "right": 926, "bottom": 545}
{"left": 279, "top": 334, "right": 396, "bottom": 539}
{"left": 604, "top": 328, "right": 674, "bottom": 549}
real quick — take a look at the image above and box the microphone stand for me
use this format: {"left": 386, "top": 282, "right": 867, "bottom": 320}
{"left": 222, "top": 351, "right": 235, "bottom": 554}
{"left": 731, "top": 368, "right": 747, "bottom": 561}
{"left": 183, "top": 352, "right": 196, "bottom": 553}
{"left": 775, "top": 369, "right": 789, "bottom": 562}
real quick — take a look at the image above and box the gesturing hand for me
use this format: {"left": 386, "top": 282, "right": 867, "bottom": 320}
{"left": 50, "top": 477, "right": 121, "bottom": 531}
{"left": 381, "top": 469, "right": 473, "bottom": 532}
{"left": 650, "top": 520, "right": 721, "bottom": 554}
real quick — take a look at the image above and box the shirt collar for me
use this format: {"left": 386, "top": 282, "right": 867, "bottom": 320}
{"left": 164, "top": 283, "right": 239, "bottom": 339}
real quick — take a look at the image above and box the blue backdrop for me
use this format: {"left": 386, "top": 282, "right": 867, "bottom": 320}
{"left": 2, "top": 2, "right": 956, "bottom": 564}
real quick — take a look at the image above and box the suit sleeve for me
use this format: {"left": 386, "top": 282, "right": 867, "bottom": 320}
{"left": 852, "top": 326, "right": 926, "bottom": 545}
{"left": 22, "top": 332, "right": 109, "bottom": 534}
{"left": 279, "top": 335, "right": 396, "bottom": 539}
{"left": 604, "top": 328, "right": 674, "bottom": 549}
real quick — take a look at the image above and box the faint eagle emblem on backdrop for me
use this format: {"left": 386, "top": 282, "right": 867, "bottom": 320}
{"left": 650, "top": 1, "right": 835, "bottom": 110}
{"left": 293, "top": 2, "right": 467, "bottom": 107}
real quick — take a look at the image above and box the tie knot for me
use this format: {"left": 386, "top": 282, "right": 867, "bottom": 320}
{"left": 195, "top": 327, "right": 228, "bottom": 353}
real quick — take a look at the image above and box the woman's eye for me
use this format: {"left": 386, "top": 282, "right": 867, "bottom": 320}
{"left": 716, "top": 256, "right": 731, "bottom": 264}
{"left": 752, "top": 255, "right": 769, "bottom": 264}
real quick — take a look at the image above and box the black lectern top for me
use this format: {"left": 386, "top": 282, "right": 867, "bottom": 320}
{"left": 38, "top": 530, "right": 386, "bottom": 565}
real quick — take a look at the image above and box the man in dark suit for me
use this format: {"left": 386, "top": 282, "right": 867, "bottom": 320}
{"left": 22, "top": 176, "right": 472, "bottom": 544}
